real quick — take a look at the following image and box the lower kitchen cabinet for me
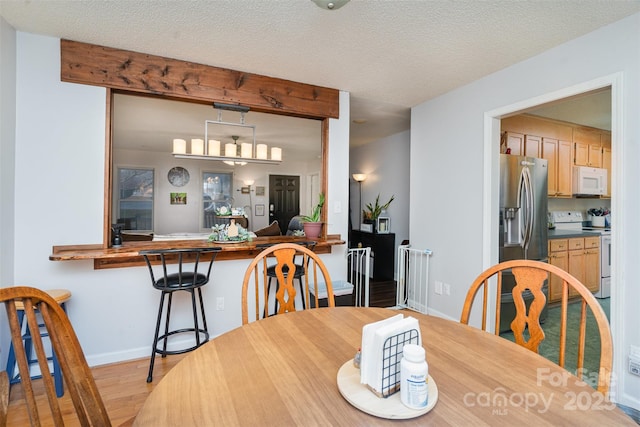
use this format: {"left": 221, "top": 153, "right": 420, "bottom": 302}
{"left": 548, "top": 239, "right": 569, "bottom": 302}
{"left": 548, "top": 236, "right": 600, "bottom": 302}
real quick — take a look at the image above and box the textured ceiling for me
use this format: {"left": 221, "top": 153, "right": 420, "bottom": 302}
{"left": 1, "top": 0, "right": 638, "bottom": 146}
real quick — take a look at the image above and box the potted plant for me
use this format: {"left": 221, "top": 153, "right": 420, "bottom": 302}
{"left": 300, "top": 193, "right": 325, "bottom": 238}
{"left": 362, "top": 194, "right": 395, "bottom": 226}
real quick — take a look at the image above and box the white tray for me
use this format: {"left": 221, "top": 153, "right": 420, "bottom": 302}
{"left": 336, "top": 359, "right": 438, "bottom": 419}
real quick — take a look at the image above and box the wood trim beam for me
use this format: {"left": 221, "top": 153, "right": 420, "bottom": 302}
{"left": 60, "top": 40, "right": 339, "bottom": 119}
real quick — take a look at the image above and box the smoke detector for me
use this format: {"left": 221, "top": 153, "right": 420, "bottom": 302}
{"left": 311, "top": 0, "right": 350, "bottom": 11}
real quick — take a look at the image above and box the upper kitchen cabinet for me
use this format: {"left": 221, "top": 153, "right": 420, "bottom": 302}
{"left": 573, "top": 126, "right": 603, "bottom": 167}
{"left": 501, "top": 132, "right": 541, "bottom": 157}
{"left": 541, "top": 137, "right": 572, "bottom": 197}
{"left": 502, "top": 115, "right": 573, "bottom": 198}
{"left": 502, "top": 114, "right": 612, "bottom": 199}
{"left": 601, "top": 131, "right": 612, "bottom": 198}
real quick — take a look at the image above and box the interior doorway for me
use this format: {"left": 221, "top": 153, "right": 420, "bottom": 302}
{"left": 269, "top": 175, "right": 301, "bottom": 234}
{"left": 484, "top": 73, "right": 623, "bottom": 394}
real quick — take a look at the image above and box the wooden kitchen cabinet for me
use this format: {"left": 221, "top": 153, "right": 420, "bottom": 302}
{"left": 548, "top": 236, "right": 600, "bottom": 302}
{"left": 524, "top": 135, "right": 541, "bottom": 157}
{"left": 503, "top": 131, "right": 525, "bottom": 155}
{"left": 567, "top": 238, "right": 586, "bottom": 298}
{"left": 542, "top": 137, "right": 572, "bottom": 197}
{"left": 574, "top": 127, "right": 603, "bottom": 167}
{"left": 502, "top": 132, "right": 542, "bottom": 157}
{"left": 548, "top": 239, "right": 569, "bottom": 302}
{"left": 583, "top": 236, "right": 600, "bottom": 293}
{"left": 602, "top": 131, "right": 612, "bottom": 198}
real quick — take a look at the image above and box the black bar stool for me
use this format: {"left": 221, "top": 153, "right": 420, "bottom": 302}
{"left": 140, "top": 247, "right": 221, "bottom": 382}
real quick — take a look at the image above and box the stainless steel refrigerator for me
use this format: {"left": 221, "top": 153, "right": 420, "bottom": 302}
{"left": 498, "top": 154, "right": 548, "bottom": 331}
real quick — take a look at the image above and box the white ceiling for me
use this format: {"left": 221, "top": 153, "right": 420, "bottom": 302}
{"left": 2, "top": 0, "right": 637, "bottom": 146}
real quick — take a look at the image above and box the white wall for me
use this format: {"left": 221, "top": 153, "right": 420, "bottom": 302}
{"left": 1, "top": 31, "right": 350, "bottom": 369}
{"left": 411, "top": 13, "right": 639, "bottom": 410}
{"left": 349, "top": 130, "right": 410, "bottom": 275}
{"left": 0, "top": 17, "right": 17, "bottom": 356}
{"left": 113, "top": 148, "right": 320, "bottom": 233}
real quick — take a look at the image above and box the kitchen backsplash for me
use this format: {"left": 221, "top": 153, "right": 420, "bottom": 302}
{"left": 548, "top": 197, "right": 611, "bottom": 217}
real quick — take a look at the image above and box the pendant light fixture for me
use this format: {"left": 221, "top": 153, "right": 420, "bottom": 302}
{"left": 172, "top": 103, "right": 282, "bottom": 165}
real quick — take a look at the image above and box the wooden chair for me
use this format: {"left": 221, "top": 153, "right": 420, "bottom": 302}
{"left": 5, "top": 288, "right": 72, "bottom": 398}
{"left": 256, "top": 241, "right": 317, "bottom": 312}
{"left": 242, "top": 243, "right": 335, "bottom": 324}
{"left": 0, "top": 286, "right": 111, "bottom": 426}
{"left": 460, "top": 259, "right": 612, "bottom": 395}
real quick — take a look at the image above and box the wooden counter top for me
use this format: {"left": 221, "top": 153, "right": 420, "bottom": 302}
{"left": 50, "top": 235, "right": 345, "bottom": 269}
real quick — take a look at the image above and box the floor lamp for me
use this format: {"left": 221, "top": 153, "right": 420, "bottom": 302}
{"left": 352, "top": 173, "right": 367, "bottom": 229}
{"left": 245, "top": 179, "right": 254, "bottom": 229}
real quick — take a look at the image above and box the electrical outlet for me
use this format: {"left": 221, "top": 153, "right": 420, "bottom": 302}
{"left": 444, "top": 283, "right": 451, "bottom": 296}
{"left": 216, "top": 297, "right": 224, "bottom": 311}
{"left": 435, "top": 281, "right": 443, "bottom": 295}
{"left": 630, "top": 345, "right": 640, "bottom": 376}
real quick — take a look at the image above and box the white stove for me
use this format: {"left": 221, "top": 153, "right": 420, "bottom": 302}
{"left": 550, "top": 211, "right": 610, "bottom": 233}
{"left": 549, "top": 210, "right": 611, "bottom": 298}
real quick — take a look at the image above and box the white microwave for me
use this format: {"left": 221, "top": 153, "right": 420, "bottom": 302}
{"left": 572, "top": 166, "right": 607, "bottom": 196}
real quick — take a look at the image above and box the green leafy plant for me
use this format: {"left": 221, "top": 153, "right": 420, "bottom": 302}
{"left": 301, "top": 193, "right": 325, "bottom": 223}
{"left": 363, "top": 194, "right": 395, "bottom": 221}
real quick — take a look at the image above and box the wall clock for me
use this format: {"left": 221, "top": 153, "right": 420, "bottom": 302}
{"left": 167, "top": 166, "right": 190, "bottom": 187}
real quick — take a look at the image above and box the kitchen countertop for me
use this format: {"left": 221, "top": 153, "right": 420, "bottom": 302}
{"left": 547, "top": 229, "right": 603, "bottom": 239}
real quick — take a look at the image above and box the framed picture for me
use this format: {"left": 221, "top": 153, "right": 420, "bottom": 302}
{"left": 360, "top": 223, "right": 373, "bottom": 233}
{"left": 241, "top": 186, "right": 250, "bottom": 194}
{"left": 377, "top": 217, "right": 390, "bottom": 233}
{"left": 256, "top": 186, "right": 265, "bottom": 196}
{"left": 255, "top": 204, "right": 265, "bottom": 216}
{"left": 170, "top": 192, "right": 187, "bottom": 205}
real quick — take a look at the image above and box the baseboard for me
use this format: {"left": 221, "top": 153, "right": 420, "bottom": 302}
{"left": 85, "top": 334, "right": 223, "bottom": 367}
{"left": 424, "top": 307, "right": 457, "bottom": 321}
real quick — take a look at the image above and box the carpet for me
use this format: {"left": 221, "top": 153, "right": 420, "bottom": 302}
{"left": 500, "top": 297, "right": 610, "bottom": 389}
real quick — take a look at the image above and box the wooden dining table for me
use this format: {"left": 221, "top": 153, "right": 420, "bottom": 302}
{"left": 133, "top": 307, "right": 635, "bottom": 426}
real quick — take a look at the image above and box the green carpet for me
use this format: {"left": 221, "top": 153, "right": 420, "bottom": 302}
{"left": 500, "top": 297, "right": 610, "bottom": 389}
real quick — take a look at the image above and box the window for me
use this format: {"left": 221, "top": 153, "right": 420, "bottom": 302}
{"left": 203, "top": 172, "right": 233, "bottom": 228}
{"left": 117, "top": 168, "right": 154, "bottom": 231}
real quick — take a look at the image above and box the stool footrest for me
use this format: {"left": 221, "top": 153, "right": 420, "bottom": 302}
{"left": 154, "top": 328, "right": 209, "bottom": 356}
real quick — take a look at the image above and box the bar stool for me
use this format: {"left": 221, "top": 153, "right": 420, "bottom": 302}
{"left": 140, "top": 247, "right": 221, "bottom": 383}
{"left": 5, "top": 288, "right": 72, "bottom": 398}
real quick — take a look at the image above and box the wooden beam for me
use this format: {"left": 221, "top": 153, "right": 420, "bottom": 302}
{"left": 60, "top": 39, "right": 339, "bottom": 119}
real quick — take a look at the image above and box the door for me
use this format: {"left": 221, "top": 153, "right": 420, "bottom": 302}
{"left": 269, "top": 175, "right": 300, "bottom": 234}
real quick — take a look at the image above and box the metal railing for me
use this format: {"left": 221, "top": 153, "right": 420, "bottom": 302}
{"left": 396, "top": 245, "right": 433, "bottom": 313}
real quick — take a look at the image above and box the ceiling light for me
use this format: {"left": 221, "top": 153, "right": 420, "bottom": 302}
{"left": 311, "top": 0, "right": 350, "bottom": 10}
{"left": 172, "top": 104, "right": 282, "bottom": 165}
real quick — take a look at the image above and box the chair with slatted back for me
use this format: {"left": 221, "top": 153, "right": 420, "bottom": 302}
{"left": 0, "top": 286, "right": 111, "bottom": 426}
{"left": 256, "top": 241, "right": 317, "bottom": 312}
{"left": 5, "top": 288, "right": 72, "bottom": 399}
{"left": 460, "top": 259, "right": 612, "bottom": 395}
{"left": 242, "top": 243, "right": 335, "bottom": 324}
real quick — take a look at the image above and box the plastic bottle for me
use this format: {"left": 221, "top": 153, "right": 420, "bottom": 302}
{"left": 400, "top": 344, "right": 428, "bottom": 409}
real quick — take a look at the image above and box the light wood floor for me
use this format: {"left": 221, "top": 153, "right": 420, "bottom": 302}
{"left": 5, "top": 280, "right": 397, "bottom": 425}
{"left": 5, "top": 353, "right": 187, "bottom": 426}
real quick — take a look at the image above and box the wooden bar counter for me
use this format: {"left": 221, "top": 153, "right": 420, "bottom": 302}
{"left": 50, "top": 235, "right": 345, "bottom": 270}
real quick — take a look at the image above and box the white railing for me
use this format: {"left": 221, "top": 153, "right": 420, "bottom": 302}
{"left": 396, "top": 245, "right": 433, "bottom": 313}
{"left": 347, "top": 247, "right": 371, "bottom": 307}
